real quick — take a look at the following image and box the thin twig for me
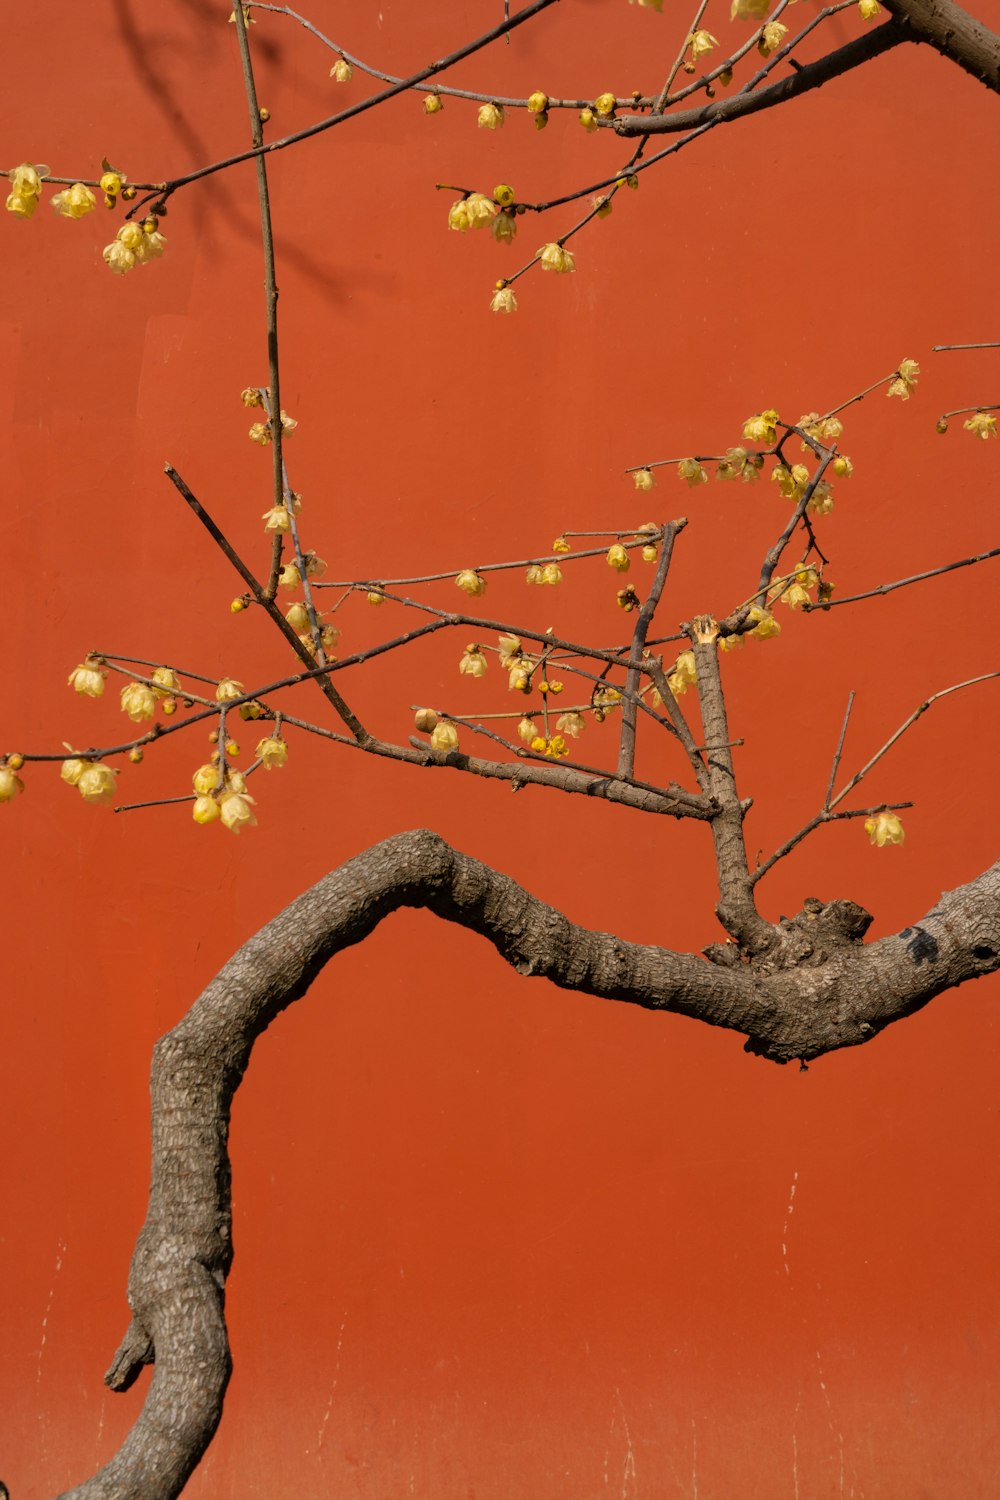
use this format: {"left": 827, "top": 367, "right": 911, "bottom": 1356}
{"left": 823, "top": 691, "right": 854, "bottom": 810}
{"left": 804, "top": 546, "right": 1000, "bottom": 611}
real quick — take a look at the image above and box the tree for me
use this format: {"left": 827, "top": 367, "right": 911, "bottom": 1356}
{"left": 3, "top": 1, "right": 999, "bottom": 1496}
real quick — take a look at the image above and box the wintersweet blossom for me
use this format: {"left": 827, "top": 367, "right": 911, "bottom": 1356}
{"left": 51, "top": 183, "right": 96, "bottom": 219}
{"left": 887, "top": 359, "right": 920, "bottom": 400}
{"left": 76, "top": 763, "right": 117, "bottom": 806}
{"left": 216, "top": 678, "right": 244, "bottom": 703}
{"left": 556, "top": 712, "right": 585, "bottom": 739}
{"left": 677, "top": 458, "right": 708, "bottom": 487}
{"left": 192, "top": 795, "right": 220, "bottom": 825}
{"left": 743, "top": 409, "right": 780, "bottom": 445}
{"left": 667, "top": 651, "right": 697, "bottom": 697}
{"left": 219, "top": 790, "right": 256, "bottom": 834}
{"left": 431, "top": 721, "right": 460, "bottom": 753}
{"left": 859, "top": 0, "right": 881, "bottom": 18}
{"left": 151, "top": 666, "right": 181, "bottom": 697}
{"left": 478, "top": 103, "right": 504, "bottom": 130}
{"left": 6, "top": 163, "right": 44, "bottom": 219}
{"left": 746, "top": 605, "right": 780, "bottom": 639}
{"left": 607, "top": 543, "right": 630, "bottom": 572}
{"left": 459, "top": 645, "right": 488, "bottom": 677}
{"left": 456, "top": 569, "right": 487, "bottom": 597}
{"left": 120, "top": 682, "right": 156, "bottom": 722}
{"left": 490, "top": 284, "right": 517, "bottom": 314}
{"left": 193, "top": 764, "right": 221, "bottom": 795}
{"left": 423, "top": 94, "right": 443, "bottom": 114}
{"left": 689, "top": 29, "right": 719, "bottom": 60}
{"left": 730, "top": 0, "right": 770, "bottom": 16}
{"left": 0, "top": 766, "right": 24, "bottom": 802}
{"left": 330, "top": 57, "right": 353, "bottom": 82}
{"left": 758, "top": 21, "right": 788, "bottom": 55}
{"left": 68, "top": 658, "right": 106, "bottom": 698}
{"left": 963, "top": 411, "right": 997, "bottom": 440}
{"left": 865, "top": 811, "right": 905, "bottom": 847}
{"left": 593, "top": 93, "right": 617, "bottom": 116}
{"left": 255, "top": 736, "right": 289, "bottom": 769}
{"left": 527, "top": 91, "right": 549, "bottom": 113}
{"left": 538, "top": 242, "right": 575, "bottom": 274}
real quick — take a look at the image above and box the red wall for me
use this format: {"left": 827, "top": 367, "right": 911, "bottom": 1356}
{"left": 2, "top": 3, "right": 998, "bottom": 1495}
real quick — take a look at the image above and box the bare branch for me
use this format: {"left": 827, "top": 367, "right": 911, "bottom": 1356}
{"left": 613, "top": 25, "right": 907, "bottom": 137}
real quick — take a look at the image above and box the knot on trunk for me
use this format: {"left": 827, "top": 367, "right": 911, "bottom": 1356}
{"left": 754, "top": 895, "right": 873, "bottom": 974}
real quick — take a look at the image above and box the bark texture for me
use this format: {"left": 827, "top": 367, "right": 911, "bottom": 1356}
{"left": 56, "top": 830, "right": 1000, "bottom": 1500}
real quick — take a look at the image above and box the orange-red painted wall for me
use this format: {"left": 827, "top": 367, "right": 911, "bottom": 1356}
{"left": 2, "top": 3, "right": 998, "bottom": 1496}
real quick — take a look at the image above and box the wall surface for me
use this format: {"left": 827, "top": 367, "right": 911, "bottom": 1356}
{"left": 1, "top": 2, "right": 998, "bottom": 1496}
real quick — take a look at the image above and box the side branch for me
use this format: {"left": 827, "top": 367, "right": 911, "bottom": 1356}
{"left": 613, "top": 25, "right": 907, "bottom": 136}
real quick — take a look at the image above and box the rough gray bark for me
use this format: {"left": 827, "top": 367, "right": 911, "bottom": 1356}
{"left": 57, "top": 829, "right": 1000, "bottom": 1500}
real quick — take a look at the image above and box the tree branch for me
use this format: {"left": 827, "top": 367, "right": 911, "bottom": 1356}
{"left": 882, "top": 0, "right": 1000, "bottom": 86}
{"left": 56, "top": 832, "right": 1000, "bottom": 1498}
{"left": 613, "top": 24, "right": 908, "bottom": 137}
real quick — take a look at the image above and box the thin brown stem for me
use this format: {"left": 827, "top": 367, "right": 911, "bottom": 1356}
{"left": 617, "top": 519, "right": 686, "bottom": 778}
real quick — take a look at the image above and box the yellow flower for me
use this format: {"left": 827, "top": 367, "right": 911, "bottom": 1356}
{"left": 330, "top": 57, "right": 353, "bottom": 82}
{"left": 629, "top": 0, "right": 663, "bottom": 10}
{"left": 858, "top": 0, "right": 880, "bottom": 18}
{"left": 544, "top": 735, "right": 569, "bottom": 758}
{"left": 430, "top": 721, "right": 460, "bottom": 752}
{"left": 807, "top": 481, "right": 834, "bottom": 516}
{"left": 633, "top": 468, "right": 655, "bottom": 491}
{"left": 151, "top": 666, "right": 181, "bottom": 697}
{"left": 465, "top": 192, "right": 498, "bottom": 229}
{"left": 552, "top": 535, "right": 571, "bottom": 552}
{"left": 103, "top": 239, "right": 136, "bottom": 276}
{"left": 448, "top": 199, "right": 470, "bottom": 232}
{"left": 579, "top": 108, "right": 599, "bottom": 132}
{"left": 216, "top": 678, "right": 244, "bottom": 703}
{"left": 423, "top": 92, "right": 443, "bottom": 114}
{"left": 490, "top": 284, "right": 518, "bottom": 313}
{"left": 798, "top": 412, "right": 843, "bottom": 446}
{"left": 865, "top": 811, "right": 905, "bottom": 847}
{"left": 719, "top": 633, "right": 744, "bottom": 652}
{"left": 456, "top": 569, "right": 487, "bottom": 597}
{"left": 303, "top": 551, "right": 324, "bottom": 577}
{"left": 0, "top": 765, "right": 24, "bottom": 803}
{"left": 68, "top": 657, "right": 106, "bottom": 698}
{"left": 61, "top": 758, "right": 88, "bottom": 786}
{"left": 51, "top": 183, "right": 96, "bottom": 219}
{"left": 286, "top": 601, "right": 311, "bottom": 633}
{"left": 77, "top": 762, "right": 117, "bottom": 806}
{"left": 689, "top": 29, "right": 719, "bottom": 59}
{"left": 607, "top": 543, "right": 630, "bottom": 572}
{"left": 746, "top": 605, "right": 780, "bottom": 639}
{"left": 678, "top": 457, "right": 708, "bottom": 487}
{"left": 516, "top": 717, "right": 537, "bottom": 744}
{"left": 135, "top": 227, "right": 166, "bottom": 263}
{"left": 758, "top": 21, "right": 788, "bottom": 55}
{"left": 533, "top": 111, "right": 549, "bottom": 131}
{"left": 249, "top": 421, "right": 271, "bottom": 445}
{"left": 493, "top": 183, "right": 515, "bottom": 208}
{"left": 367, "top": 590, "right": 386, "bottom": 606}
{"left": 241, "top": 387, "right": 262, "bottom": 407}
{"left": 498, "top": 634, "right": 522, "bottom": 667}
{"left": 667, "top": 651, "right": 697, "bottom": 697}
{"left": 459, "top": 645, "right": 488, "bottom": 677}
{"left": 541, "top": 562, "right": 563, "bottom": 585}
{"left": 743, "top": 409, "right": 780, "bottom": 445}
{"left": 556, "top": 712, "right": 585, "bottom": 738}
{"left": 192, "top": 795, "right": 220, "bottom": 825}
{"left": 778, "top": 582, "right": 811, "bottom": 610}
{"left": 492, "top": 211, "right": 517, "bottom": 244}
{"left": 478, "top": 103, "right": 504, "bottom": 130}
{"left": 773, "top": 463, "right": 809, "bottom": 501}
{"left": 219, "top": 790, "right": 256, "bottom": 834}
{"left": 262, "top": 504, "right": 291, "bottom": 532}
{"left": 238, "top": 699, "right": 266, "bottom": 720}
{"left": 617, "top": 586, "right": 640, "bottom": 611}
{"left": 120, "top": 682, "right": 156, "bottom": 722}
{"left": 6, "top": 163, "right": 45, "bottom": 219}
{"left": 593, "top": 92, "right": 617, "bottom": 116}
{"left": 527, "top": 91, "right": 549, "bottom": 113}
{"left": 279, "top": 562, "right": 302, "bottom": 589}
{"left": 508, "top": 666, "right": 532, "bottom": 693}
{"left": 887, "top": 359, "right": 920, "bottom": 400}
{"left": 538, "top": 242, "right": 575, "bottom": 274}
{"left": 730, "top": 0, "right": 770, "bottom": 16}
{"left": 832, "top": 455, "right": 854, "bottom": 478}
{"left": 963, "top": 411, "right": 997, "bottom": 440}
{"left": 255, "top": 736, "right": 288, "bottom": 769}
{"left": 193, "top": 763, "right": 220, "bottom": 795}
